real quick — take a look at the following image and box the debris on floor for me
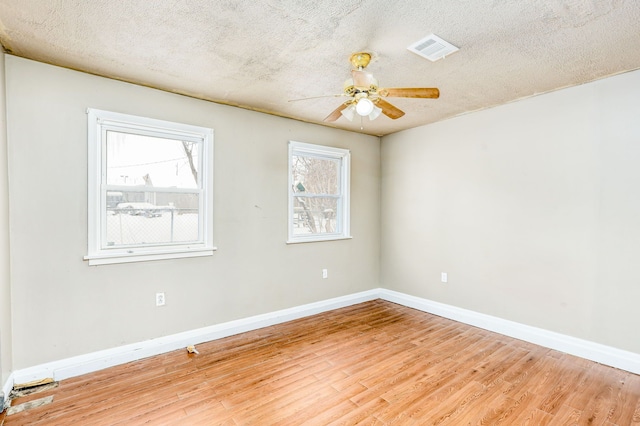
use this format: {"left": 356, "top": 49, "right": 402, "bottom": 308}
{"left": 4, "top": 378, "right": 59, "bottom": 417}
{"left": 6, "top": 396, "right": 54, "bottom": 416}
{"left": 186, "top": 345, "right": 199, "bottom": 354}
{"left": 10, "top": 379, "right": 58, "bottom": 398}
{"left": 13, "top": 378, "right": 54, "bottom": 391}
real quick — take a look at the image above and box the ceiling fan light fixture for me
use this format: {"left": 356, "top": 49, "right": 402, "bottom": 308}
{"left": 368, "top": 105, "right": 382, "bottom": 121}
{"left": 340, "top": 104, "right": 356, "bottom": 121}
{"left": 355, "top": 98, "right": 374, "bottom": 116}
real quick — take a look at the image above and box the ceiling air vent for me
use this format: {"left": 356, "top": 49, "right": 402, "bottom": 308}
{"left": 407, "top": 34, "right": 459, "bottom": 62}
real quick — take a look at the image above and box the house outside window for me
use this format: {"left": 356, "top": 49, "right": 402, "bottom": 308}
{"left": 85, "top": 109, "right": 214, "bottom": 265}
{"left": 288, "top": 141, "right": 351, "bottom": 243}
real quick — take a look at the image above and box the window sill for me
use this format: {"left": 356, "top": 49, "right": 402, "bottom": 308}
{"left": 84, "top": 247, "right": 217, "bottom": 266}
{"left": 286, "top": 235, "right": 353, "bottom": 244}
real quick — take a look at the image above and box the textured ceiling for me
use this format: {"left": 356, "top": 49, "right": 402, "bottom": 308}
{"left": 1, "top": 0, "right": 639, "bottom": 136}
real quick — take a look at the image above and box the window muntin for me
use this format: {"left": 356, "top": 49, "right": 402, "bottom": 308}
{"left": 86, "top": 109, "right": 214, "bottom": 265}
{"left": 288, "top": 141, "right": 351, "bottom": 243}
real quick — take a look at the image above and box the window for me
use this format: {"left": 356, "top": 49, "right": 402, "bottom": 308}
{"left": 85, "top": 109, "right": 214, "bottom": 265}
{"left": 288, "top": 141, "right": 351, "bottom": 243}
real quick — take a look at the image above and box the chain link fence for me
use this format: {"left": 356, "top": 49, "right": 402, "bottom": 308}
{"left": 105, "top": 191, "right": 200, "bottom": 247}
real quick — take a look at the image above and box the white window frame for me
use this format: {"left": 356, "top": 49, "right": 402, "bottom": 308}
{"left": 288, "top": 141, "right": 351, "bottom": 244}
{"left": 85, "top": 108, "right": 215, "bottom": 265}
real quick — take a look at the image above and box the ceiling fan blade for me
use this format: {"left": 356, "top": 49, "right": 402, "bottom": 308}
{"left": 375, "top": 99, "right": 405, "bottom": 119}
{"left": 324, "top": 102, "right": 350, "bottom": 122}
{"left": 379, "top": 87, "right": 440, "bottom": 99}
{"left": 289, "top": 93, "right": 348, "bottom": 102}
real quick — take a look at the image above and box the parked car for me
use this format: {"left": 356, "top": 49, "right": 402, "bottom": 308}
{"left": 116, "top": 202, "right": 163, "bottom": 218}
{"left": 106, "top": 191, "right": 123, "bottom": 209}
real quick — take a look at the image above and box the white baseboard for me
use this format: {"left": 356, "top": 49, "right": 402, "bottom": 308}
{"left": 12, "top": 289, "right": 380, "bottom": 385}
{"left": 378, "top": 289, "right": 640, "bottom": 375}
{"left": 11, "top": 288, "right": 640, "bottom": 386}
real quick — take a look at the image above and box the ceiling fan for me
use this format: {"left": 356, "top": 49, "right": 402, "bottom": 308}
{"left": 323, "top": 52, "right": 440, "bottom": 123}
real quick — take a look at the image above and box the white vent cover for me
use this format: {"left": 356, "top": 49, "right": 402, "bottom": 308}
{"left": 407, "top": 34, "right": 459, "bottom": 62}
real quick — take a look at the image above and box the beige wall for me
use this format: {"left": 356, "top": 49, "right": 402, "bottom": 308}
{"left": 5, "top": 52, "right": 640, "bottom": 374}
{"left": 5, "top": 56, "right": 381, "bottom": 369}
{"left": 381, "top": 69, "right": 640, "bottom": 353}
{"left": 0, "top": 52, "right": 13, "bottom": 387}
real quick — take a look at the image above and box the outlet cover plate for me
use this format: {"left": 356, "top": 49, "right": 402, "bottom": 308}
{"left": 156, "top": 292, "right": 166, "bottom": 306}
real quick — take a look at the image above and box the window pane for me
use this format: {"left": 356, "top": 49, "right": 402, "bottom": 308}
{"left": 106, "top": 131, "right": 200, "bottom": 189}
{"left": 291, "top": 155, "right": 339, "bottom": 195}
{"left": 105, "top": 191, "right": 199, "bottom": 247}
{"left": 292, "top": 196, "right": 339, "bottom": 235}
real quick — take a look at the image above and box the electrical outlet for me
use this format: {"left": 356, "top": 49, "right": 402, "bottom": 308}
{"left": 322, "top": 268, "right": 328, "bottom": 279}
{"left": 441, "top": 272, "right": 448, "bottom": 283}
{"left": 156, "top": 292, "right": 166, "bottom": 306}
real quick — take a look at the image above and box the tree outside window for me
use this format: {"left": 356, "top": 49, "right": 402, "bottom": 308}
{"left": 288, "top": 141, "right": 351, "bottom": 243}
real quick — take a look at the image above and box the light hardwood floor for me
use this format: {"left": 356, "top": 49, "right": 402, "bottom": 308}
{"left": 3, "top": 300, "right": 640, "bottom": 425}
